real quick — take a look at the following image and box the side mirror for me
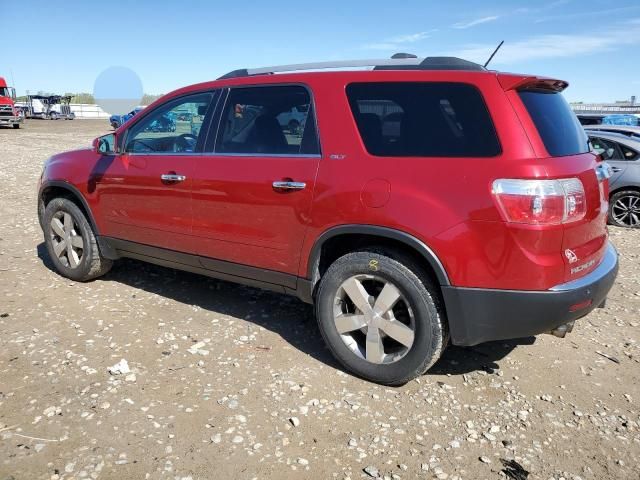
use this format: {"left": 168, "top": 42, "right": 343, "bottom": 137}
{"left": 94, "top": 133, "right": 117, "bottom": 154}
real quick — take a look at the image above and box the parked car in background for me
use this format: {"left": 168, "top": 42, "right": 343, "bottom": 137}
{"left": 110, "top": 107, "right": 144, "bottom": 129}
{"left": 38, "top": 55, "right": 618, "bottom": 385}
{"left": 277, "top": 104, "right": 308, "bottom": 134}
{"left": 577, "top": 114, "right": 640, "bottom": 127}
{"left": 601, "top": 114, "right": 639, "bottom": 126}
{"left": 587, "top": 130, "right": 640, "bottom": 227}
{"left": 583, "top": 124, "right": 640, "bottom": 140}
{"left": 145, "top": 111, "right": 176, "bottom": 132}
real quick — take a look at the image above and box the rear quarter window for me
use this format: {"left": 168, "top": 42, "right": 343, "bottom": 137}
{"left": 346, "top": 82, "right": 501, "bottom": 157}
{"left": 518, "top": 90, "right": 588, "bottom": 157}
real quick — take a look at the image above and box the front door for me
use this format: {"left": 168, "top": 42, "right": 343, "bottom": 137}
{"left": 192, "top": 85, "right": 321, "bottom": 278}
{"left": 94, "top": 91, "right": 216, "bottom": 253}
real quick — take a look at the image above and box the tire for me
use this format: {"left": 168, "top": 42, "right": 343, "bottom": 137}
{"left": 13, "top": 123, "right": 20, "bottom": 129}
{"left": 111, "top": 122, "right": 119, "bottom": 130}
{"left": 315, "top": 250, "right": 447, "bottom": 385}
{"left": 43, "top": 198, "right": 113, "bottom": 281}
{"left": 49, "top": 112, "right": 58, "bottom": 120}
{"left": 609, "top": 190, "right": 640, "bottom": 228}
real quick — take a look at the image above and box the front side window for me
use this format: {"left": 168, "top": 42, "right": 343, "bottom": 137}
{"left": 216, "top": 85, "right": 319, "bottom": 155}
{"left": 124, "top": 92, "right": 214, "bottom": 153}
{"left": 346, "top": 82, "right": 501, "bottom": 157}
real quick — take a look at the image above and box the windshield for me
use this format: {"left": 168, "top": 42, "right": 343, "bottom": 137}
{"left": 0, "top": 87, "right": 11, "bottom": 98}
{"left": 519, "top": 90, "right": 588, "bottom": 156}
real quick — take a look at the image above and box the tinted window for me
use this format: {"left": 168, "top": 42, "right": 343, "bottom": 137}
{"left": 216, "top": 85, "right": 319, "bottom": 155}
{"left": 125, "top": 92, "right": 214, "bottom": 153}
{"left": 620, "top": 144, "right": 639, "bottom": 161}
{"left": 346, "top": 82, "right": 500, "bottom": 157}
{"left": 519, "top": 90, "right": 588, "bottom": 156}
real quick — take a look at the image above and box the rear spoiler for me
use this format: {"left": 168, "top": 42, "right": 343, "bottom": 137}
{"left": 497, "top": 73, "right": 569, "bottom": 92}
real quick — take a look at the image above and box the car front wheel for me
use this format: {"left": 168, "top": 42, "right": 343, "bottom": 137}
{"left": 316, "top": 250, "right": 447, "bottom": 385}
{"left": 43, "top": 198, "right": 113, "bottom": 281}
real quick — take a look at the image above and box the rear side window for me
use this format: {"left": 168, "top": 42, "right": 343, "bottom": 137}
{"left": 215, "top": 85, "right": 320, "bottom": 155}
{"left": 518, "top": 90, "right": 588, "bottom": 156}
{"left": 346, "top": 82, "right": 501, "bottom": 157}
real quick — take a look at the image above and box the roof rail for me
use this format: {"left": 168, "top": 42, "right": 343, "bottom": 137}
{"left": 217, "top": 56, "right": 486, "bottom": 80}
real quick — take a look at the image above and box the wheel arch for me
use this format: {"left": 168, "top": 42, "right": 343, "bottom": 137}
{"left": 306, "top": 225, "right": 450, "bottom": 296}
{"left": 610, "top": 184, "right": 640, "bottom": 197}
{"left": 39, "top": 181, "right": 99, "bottom": 234}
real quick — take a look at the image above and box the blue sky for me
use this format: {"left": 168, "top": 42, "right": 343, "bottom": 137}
{"left": 3, "top": 0, "right": 640, "bottom": 102}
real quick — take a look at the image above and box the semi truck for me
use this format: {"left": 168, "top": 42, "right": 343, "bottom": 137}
{"left": 0, "top": 77, "right": 23, "bottom": 129}
{"left": 18, "top": 95, "right": 75, "bottom": 120}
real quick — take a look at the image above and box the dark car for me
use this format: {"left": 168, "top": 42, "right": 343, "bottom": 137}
{"left": 110, "top": 107, "right": 144, "bottom": 129}
{"left": 37, "top": 55, "right": 617, "bottom": 385}
{"left": 587, "top": 130, "right": 640, "bottom": 227}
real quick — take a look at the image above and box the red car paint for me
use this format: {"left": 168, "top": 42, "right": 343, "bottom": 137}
{"left": 40, "top": 68, "right": 609, "bottom": 293}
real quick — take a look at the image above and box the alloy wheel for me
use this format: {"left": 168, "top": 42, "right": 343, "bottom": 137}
{"left": 50, "top": 211, "right": 84, "bottom": 268}
{"left": 612, "top": 193, "right": 640, "bottom": 227}
{"left": 333, "top": 274, "right": 415, "bottom": 364}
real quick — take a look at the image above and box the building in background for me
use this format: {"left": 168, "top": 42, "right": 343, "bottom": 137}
{"left": 572, "top": 96, "right": 640, "bottom": 125}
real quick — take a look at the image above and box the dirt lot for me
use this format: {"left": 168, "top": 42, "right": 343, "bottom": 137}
{"left": 0, "top": 120, "right": 639, "bottom": 480}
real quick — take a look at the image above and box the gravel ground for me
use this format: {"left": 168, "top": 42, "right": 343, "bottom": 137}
{"left": 1, "top": 120, "right": 639, "bottom": 480}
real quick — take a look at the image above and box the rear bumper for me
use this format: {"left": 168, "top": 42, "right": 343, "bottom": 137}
{"left": 442, "top": 242, "right": 619, "bottom": 346}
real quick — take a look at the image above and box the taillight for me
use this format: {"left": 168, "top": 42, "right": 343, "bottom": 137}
{"left": 492, "top": 178, "right": 586, "bottom": 225}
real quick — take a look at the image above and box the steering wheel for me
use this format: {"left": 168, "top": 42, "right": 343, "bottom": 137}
{"left": 173, "top": 133, "right": 198, "bottom": 152}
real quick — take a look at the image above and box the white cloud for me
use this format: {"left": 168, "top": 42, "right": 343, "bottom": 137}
{"left": 361, "top": 30, "right": 436, "bottom": 51}
{"left": 450, "top": 19, "right": 640, "bottom": 65}
{"left": 361, "top": 43, "right": 401, "bottom": 51}
{"left": 452, "top": 15, "right": 499, "bottom": 29}
{"left": 388, "top": 31, "right": 432, "bottom": 43}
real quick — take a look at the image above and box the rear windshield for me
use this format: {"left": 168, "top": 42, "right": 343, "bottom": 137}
{"left": 346, "top": 82, "right": 501, "bottom": 157}
{"left": 519, "top": 90, "right": 588, "bottom": 156}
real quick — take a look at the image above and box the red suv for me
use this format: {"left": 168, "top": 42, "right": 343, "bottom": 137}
{"left": 38, "top": 56, "right": 618, "bottom": 385}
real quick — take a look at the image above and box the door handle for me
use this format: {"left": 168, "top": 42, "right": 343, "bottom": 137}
{"left": 272, "top": 181, "right": 306, "bottom": 191}
{"left": 611, "top": 167, "right": 622, "bottom": 173}
{"left": 161, "top": 173, "right": 187, "bottom": 182}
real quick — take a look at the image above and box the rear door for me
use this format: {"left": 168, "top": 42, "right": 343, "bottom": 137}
{"left": 191, "top": 84, "right": 321, "bottom": 279}
{"left": 94, "top": 91, "right": 217, "bottom": 253}
{"left": 516, "top": 88, "right": 608, "bottom": 282}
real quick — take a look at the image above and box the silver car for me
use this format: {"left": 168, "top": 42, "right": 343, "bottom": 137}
{"left": 585, "top": 124, "right": 640, "bottom": 140}
{"left": 586, "top": 130, "right": 640, "bottom": 227}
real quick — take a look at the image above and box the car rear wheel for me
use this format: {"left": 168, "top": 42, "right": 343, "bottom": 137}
{"left": 13, "top": 123, "right": 20, "bottom": 129}
{"left": 609, "top": 190, "right": 640, "bottom": 228}
{"left": 316, "top": 250, "right": 447, "bottom": 385}
{"left": 43, "top": 198, "right": 113, "bottom": 281}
